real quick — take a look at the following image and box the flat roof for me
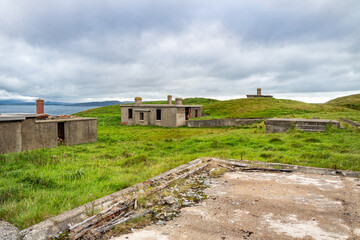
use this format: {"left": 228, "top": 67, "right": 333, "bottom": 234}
{"left": 120, "top": 104, "right": 202, "bottom": 108}
{"left": 36, "top": 117, "right": 97, "bottom": 123}
{"left": 0, "top": 113, "right": 38, "bottom": 122}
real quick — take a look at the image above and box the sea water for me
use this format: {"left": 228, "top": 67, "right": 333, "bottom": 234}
{"left": 0, "top": 105, "right": 97, "bottom": 116}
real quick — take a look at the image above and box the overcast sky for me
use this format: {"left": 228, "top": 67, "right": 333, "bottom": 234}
{"left": 0, "top": 0, "right": 359, "bottom": 103}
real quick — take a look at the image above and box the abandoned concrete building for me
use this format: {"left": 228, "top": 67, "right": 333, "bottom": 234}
{"left": 121, "top": 96, "right": 202, "bottom": 127}
{"left": 0, "top": 99, "right": 97, "bottom": 154}
{"left": 247, "top": 88, "right": 273, "bottom": 98}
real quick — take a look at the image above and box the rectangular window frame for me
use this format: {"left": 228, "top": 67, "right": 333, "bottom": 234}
{"left": 128, "top": 109, "right": 133, "bottom": 119}
{"left": 140, "top": 112, "right": 144, "bottom": 120}
{"left": 156, "top": 109, "right": 161, "bottom": 121}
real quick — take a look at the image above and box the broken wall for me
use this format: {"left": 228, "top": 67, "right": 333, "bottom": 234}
{"left": 65, "top": 119, "right": 97, "bottom": 145}
{"left": 0, "top": 121, "right": 22, "bottom": 154}
{"left": 21, "top": 118, "right": 58, "bottom": 151}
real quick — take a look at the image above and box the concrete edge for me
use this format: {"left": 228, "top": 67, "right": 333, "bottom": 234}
{"left": 210, "top": 158, "right": 360, "bottom": 178}
{"left": 20, "top": 158, "right": 206, "bottom": 240}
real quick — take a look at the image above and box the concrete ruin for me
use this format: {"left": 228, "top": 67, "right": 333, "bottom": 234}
{"left": 187, "top": 118, "right": 265, "bottom": 127}
{"left": 0, "top": 100, "right": 97, "bottom": 154}
{"left": 247, "top": 88, "right": 273, "bottom": 98}
{"left": 265, "top": 118, "right": 340, "bottom": 133}
{"left": 120, "top": 96, "right": 202, "bottom": 127}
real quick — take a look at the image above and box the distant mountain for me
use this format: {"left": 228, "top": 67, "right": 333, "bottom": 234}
{"left": 68, "top": 101, "right": 131, "bottom": 106}
{"left": 0, "top": 100, "right": 132, "bottom": 106}
{"left": 0, "top": 100, "right": 70, "bottom": 105}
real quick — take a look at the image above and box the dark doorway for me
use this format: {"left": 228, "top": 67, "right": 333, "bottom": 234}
{"left": 156, "top": 109, "right": 161, "bottom": 120}
{"left": 58, "top": 122, "right": 65, "bottom": 143}
{"left": 128, "top": 109, "right": 133, "bottom": 119}
{"left": 185, "top": 107, "right": 192, "bottom": 120}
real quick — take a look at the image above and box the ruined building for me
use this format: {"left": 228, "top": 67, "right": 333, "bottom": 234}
{"left": 247, "top": 88, "right": 273, "bottom": 98}
{"left": 0, "top": 99, "right": 97, "bottom": 154}
{"left": 121, "top": 95, "right": 202, "bottom": 127}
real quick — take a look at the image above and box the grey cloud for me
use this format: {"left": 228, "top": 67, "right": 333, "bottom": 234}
{"left": 0, "top": 0, "right": 359, "bottom": 102}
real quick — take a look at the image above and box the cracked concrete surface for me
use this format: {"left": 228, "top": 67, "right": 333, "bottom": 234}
{"left": 114, "top": 171, "right": 360, "bottom": 240}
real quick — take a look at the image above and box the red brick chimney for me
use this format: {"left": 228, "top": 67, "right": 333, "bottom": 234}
{"left": 36, "top": 98, "right": 44, "bottom": 114}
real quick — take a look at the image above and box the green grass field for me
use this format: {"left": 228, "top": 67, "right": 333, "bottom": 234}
{"left": 1, "top": 97, "right": 359, "bottom": 229}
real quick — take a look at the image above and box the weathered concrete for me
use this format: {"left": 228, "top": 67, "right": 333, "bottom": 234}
{"left": 0, "top": 121, "right": 22, "bottom": 154}
{"left": 187, "top": 118, "right": 265, "bottom": 127}
{"left": 265, "top": 118, "right": 340, "bottom": 133}
{"left": 341, "top": 118, "right": 360, "bottom": 128}
{"left": 121, "top": 98, "right": 202, "bottom": 127}
{"left": 21, "top": 118, "right": 58, "bottom": 151}
{"left": 0, "top": 221, "right": 20, "bottom": 240}
{"left": 247, "top": 88, "right": 273, "bottom": 98}
{"left": 35, "top": 118, "right": 98, "bottom": 146}
{"left": 0, "top": 114, "right": 97, "bottom": 154}
{"left": 116, "top": 167, "right": 360, "bottom": 240}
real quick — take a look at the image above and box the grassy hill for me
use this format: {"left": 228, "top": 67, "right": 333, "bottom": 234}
{"left": 326, "top": 94, "right": 360, "bottom": 110}
{"left": 77, "top": 97, "right": 360, "bottom": 122}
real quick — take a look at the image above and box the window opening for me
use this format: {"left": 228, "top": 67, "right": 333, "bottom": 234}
{"left": 156, "top": 109, "right": 161, "bottom": 120}
{"left": 58, "top": 122, "right": 65, "bottom": 144}
{"left": 195, "top": 109, "right": 198, "bottom": 118}
{"left": 140, "top": 112, "right": 144, "bottom": 120}
{"left": 128, "top": 109, "right": 133, "bottom": 119}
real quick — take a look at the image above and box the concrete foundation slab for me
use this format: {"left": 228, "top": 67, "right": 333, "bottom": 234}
{"left": 115, "top": 171, "right": 360, "bottom": 240}
{"left": 265, "top": 118, "right": 340, "bottom": 133}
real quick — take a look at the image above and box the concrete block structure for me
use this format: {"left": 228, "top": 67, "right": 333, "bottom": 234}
{"left": 0, "top": 113, "right": 97, "bottom": 154}
{"left": 247, "top": 88, "right": 273, "bottom": 98}
{"left": 187, "top": 118, "right": 265, "bottom": 127}
{"left": 265, "top": 118, "right": 340, "bottom": 133}
{"left": 121, "top": 96, "right": 202, "bottom": 127}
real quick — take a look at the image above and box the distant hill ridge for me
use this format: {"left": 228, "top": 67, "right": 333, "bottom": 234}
{"left": 325, "top": 94, "right": 360, "bottom": 110}
{"left": 76, "top": 96, "right": 354, "bottom": 120}
{"left": 0, "top": 100, "right": 131, "bottom": 106}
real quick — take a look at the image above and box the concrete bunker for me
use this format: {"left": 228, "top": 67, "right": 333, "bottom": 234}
{"left": 265, "top": 118, "right": 340, "bottom": 133}
{"left": 0, "top": 100, "right": 97, "bottom": 154}
{"left": 247, "top": 88, "right": 273, "bottom": 98}
{"left": 121, "top": 95, "right": 203, "bottom": 127}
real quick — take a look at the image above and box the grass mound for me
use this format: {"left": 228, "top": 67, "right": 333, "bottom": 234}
{"left": 201, "top": 98, "right": 340, "bottom": 119}
{"left": 326, "top": 94, "right": 360, "bottom": 110}
{"left": 76, "top": 96, "right": 360, "bottom": 122}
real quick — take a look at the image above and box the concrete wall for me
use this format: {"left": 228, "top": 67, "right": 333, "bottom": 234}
{"left": 187, "top": 118, "right": 264, "bottom": 127}
{"left": 0, "top": 121, "right": 22, "bottom": 154}
{"left": 265, "top": 118, "right": 340, "bottom": 133}
{"left": 64, "top": 119, "right": 97, "bottom": 145}
{"left": 21, "top": 118, "right": 58, "bottom": 151}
